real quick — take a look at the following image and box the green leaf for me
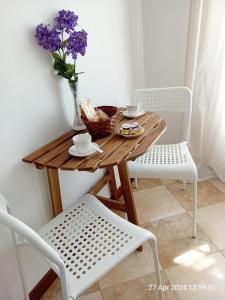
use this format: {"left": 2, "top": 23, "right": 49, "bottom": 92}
{"left": 53, "top": 60, "right": 66, "bottom": 72}
{"left": 58, "top": 72, "right": 69, "bottom": 79}
{"left": 75, "top": 72, "right": 85, "bottom": 76}
{"left": 52, "top": 52, "right": 62, "bottom": 62}
{"left": 66, "top": 63, "right": 75, "bottom": 79}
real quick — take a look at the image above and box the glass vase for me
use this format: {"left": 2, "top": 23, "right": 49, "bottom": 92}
{"left": 69, "top": 81, "right": 86, "bottom": 130}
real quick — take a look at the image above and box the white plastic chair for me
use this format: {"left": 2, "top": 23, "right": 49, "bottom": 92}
{"left": 0, "top": 193, "right": 163, "bottom": 300}
{"left": 128, "top": 87, "right": 198, "bottom": 238}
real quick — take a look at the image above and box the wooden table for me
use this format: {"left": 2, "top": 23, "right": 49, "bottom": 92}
{"left": 23, "top": 111, "right": 166, "bottom": 229}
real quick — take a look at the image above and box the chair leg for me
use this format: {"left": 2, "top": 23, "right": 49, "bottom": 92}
{"left": 59, "top": 268, "right": 70, "bottom": 300}
{"left": 149, "top": 238, "right": 163, "bottom": 300}
{"left": 12, "top": 234, "right": 30, "bottom": 300}
{"left": 183, "top": 180, "right": 186, "bottom": 190}
{"left": 192, "top": 180, "right": 197, "bottom": 238}
{"left": 134, "top": 178, "right": 138, "bottom": 188}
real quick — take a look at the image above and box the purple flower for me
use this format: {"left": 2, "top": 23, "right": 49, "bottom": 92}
{"left": 55, "top": 9, "right": 78, "bottom": 33}
{"left": 35, "top": 24, "right": 61, "bottom": 52}
{"left": 67, "top": 30, "right": 88, "bottom": 59}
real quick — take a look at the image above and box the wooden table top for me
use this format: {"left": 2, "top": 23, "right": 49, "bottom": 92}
{"left": 23, "top": 111, "right": 166, "bottom": 172}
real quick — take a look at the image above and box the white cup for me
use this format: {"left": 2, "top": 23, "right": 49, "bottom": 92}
{"left": 73, "top": 133, "right": 92, "bottom": 153}
{"left": 126, "top": 103, "right": 140, "bottom": 116}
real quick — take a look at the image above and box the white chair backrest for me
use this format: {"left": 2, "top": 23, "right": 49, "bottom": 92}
{"left": 132, "top": 87, "right": 192, "bottom": 141}
{"left": 0, "top": 193, "right": 64, "bottom": 270}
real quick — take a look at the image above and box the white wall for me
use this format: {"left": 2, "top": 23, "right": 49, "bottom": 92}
{"left": 142, "top": 0, "right": 190, "bottom": 143}
{"left": 0, "top": 1, "right": 144, "bottom": 299}
{"left": 0, "top": 0, "right": 190, "bottom": 299}
{"left": 142, "top": 0, "right": 190, "bottom": 87}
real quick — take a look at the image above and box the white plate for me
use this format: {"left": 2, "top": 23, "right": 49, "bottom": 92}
{"left": 118, "top": 127, "right": 145, "bottom": 138}
{"left": 68, "top": 143, "right": 99, "bottom": 157}
{"left": 123, "top": 110, "right": 145, "bottom": 118}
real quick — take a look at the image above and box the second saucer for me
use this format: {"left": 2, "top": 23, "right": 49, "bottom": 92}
{"left": 123, "top": 110, "right": 145, "bottom": 118}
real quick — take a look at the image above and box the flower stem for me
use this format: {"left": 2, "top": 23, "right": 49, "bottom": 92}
{"left": 74, "top": 59, "right": 76, "bottom": 81}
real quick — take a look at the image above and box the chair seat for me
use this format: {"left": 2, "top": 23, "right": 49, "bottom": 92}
{"left": 38, "top": 194, "right": 152, "bottom": 299}
{"left": 129, "top": 142, "right": 197, "bottom": 181}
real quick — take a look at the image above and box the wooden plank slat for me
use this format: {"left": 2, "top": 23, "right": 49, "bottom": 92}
{"left": 54, "top": 113, "right": 125, "bottom": 170}
{"left": 46, "top": 151, "right": 72, "bottom": 169}
{"left": 46, "top": 115, "right": 125, "bottom": 169}
{"left": 35, "top": 139, "right": 73, "bottom": 167}
{"left": 99, "top": 114, "right": 162, "bottom": 168}
{"left": 60, "top": 137, "right": 113, "bottom": 171}
{"left": 126, "top": 119, "right": 167, "bottom": 161}
{"left": 76, "top": 112, "right": 153, "bottom": 171}
{"left": 76, "top": 136, "right": 123, "bottom": 171}
{"left": 23, "top": 130, "right": 76, "bottom": 163}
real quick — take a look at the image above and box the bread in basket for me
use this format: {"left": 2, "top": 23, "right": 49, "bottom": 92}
{"left": 81, "top": 103, "right": 118, "bottom": 139}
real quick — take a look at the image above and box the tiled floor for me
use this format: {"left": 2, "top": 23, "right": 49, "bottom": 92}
{"left": 41, "top": 178, "right": 225, "bottom": 300}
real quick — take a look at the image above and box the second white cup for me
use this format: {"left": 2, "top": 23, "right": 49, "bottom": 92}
{"left": 126, "top": 103, "right": 140, "bottom": 116}
{"left": 73, "top": 133, "right": 92, "bottom": 153}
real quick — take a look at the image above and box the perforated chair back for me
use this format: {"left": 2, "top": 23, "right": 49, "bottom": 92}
{"left": 132, "top": 87, "right": 192, "bottom": 141}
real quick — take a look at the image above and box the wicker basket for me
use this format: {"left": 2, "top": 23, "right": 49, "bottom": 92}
{"left": 81, "top": 106, "right": 118, "bottom": 139}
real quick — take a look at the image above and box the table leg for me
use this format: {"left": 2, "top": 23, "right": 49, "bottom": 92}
{"left": 118, "top": 160, "right": 142, "bottom": 251}
{"left": 117, "top": 160, "right": 139, "bottom": 225}
{"left": 47, "top": 168, "right": 63, "bottom": 216}
{"left": 107, "top": 166, "right": 120, "bottom": 200}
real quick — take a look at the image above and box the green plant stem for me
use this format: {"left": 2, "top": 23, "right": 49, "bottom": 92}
{"left": 74, "top": 59, "right": 77, "bottom": 82}
{"left": 61, "top": 31, "right": 65, "bottom": 57}
{"left": 58, "top": 50, "right": 63, "bottom": 60}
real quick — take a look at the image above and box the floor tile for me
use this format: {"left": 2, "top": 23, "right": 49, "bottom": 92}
{"left": 131, "top": 178, "right": 162, "bottom": 190}
{"left": 41, "top": 278, "right": 61, "bottom": 300}
{"left": 160, "top": 178, "right": 177, "bottom": 185}
{"left": 101, "top": 272, "right": 179, "bottom": 300}
{"left": 41, "top": 179, "right": 225, "bottom": 300}
{"left": 133, "top": 185, "right": 185, "bottom": 225}
{"left": 81, "top": 282, "right": 100, "bottom": 296}
{"left": 165, "top": 252, "right": 225, "bottom": 300}
{"left": 99, "top": 242, "right": 160, "bottom": 289}
{"left": 210, "top": 178, "right": 225, "bottom": 195}
{"left": 78, "top": 291, "right": 102, "bottom": 300}
{"left": 41, "top": 279, "right": 100, "bottom": 299}
{"left": 195, "top": 201, "right": 225, "bottom": 250}
{"left": 145, "top": 213, "right": 218, "bottom": 269}
{"left": 165, "top": 181, "right": 225, "bottom": 211}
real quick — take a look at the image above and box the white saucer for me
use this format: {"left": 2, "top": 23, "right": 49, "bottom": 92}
{"left": 68, "top": 143, "right": 99, "bottom": 157}
{"left": 123, "top": 110, "right": 145, "bottom": 118}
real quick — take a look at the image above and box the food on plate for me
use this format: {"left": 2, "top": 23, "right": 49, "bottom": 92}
{"left": 119, "top": 122, "right": 144, "bottom": 136}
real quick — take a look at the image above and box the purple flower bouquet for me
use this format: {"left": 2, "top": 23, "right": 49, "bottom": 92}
{"left": 35, "top": 10, "right": 88, "bottom": 129}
